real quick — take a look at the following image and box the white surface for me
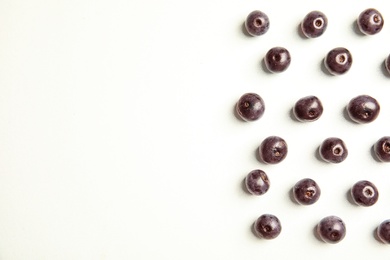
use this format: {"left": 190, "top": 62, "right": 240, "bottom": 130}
{"left": 0, "top": 0, "right": 389, "bottom": 259}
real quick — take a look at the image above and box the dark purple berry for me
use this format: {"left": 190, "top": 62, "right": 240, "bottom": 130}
{"left": 236, "top": 93, "right": 265, "bottom": 121}
{"left": 347, "top": 95, "right": 380, "bottom": 124}
{"left": 245, "top": 10, "right": 270, "bottom": 36}
{"left": 264, "top": 47, "right": 291, "bottom": 73}
{"left": 259, "top": 136, "right": 288, "bottom": 164}
{"left": 245, "top": 169, "right": 270, "bottom": 196}
{"left": 317, "top": 216, "right": 346, "bottom": 244}
{"left": 293, "top": 178, "right": 321, "bottom": 205}
{"left": 351, "top": 180, "right": 379, "bottom": 207}
{"left": 301, "top": 11, "right": 328, "bottom": 38}
{"left": 293, "top": 96, "right": 323, "bottom": 122}
{"left": 319, "top": 137, "right": 348, "bottom": 163}
{"left": 374, "top": 136, "right": 390, "bottom": 162}
{"left": 385, "top": 54, "right": 390, "bottom": 75}
{"left": 254, "top": 214, "right": 282, "bottom": 239}
{"left": 377, "top": 220, "right": 390, "bottom": 244}
{"left": 324, "top": 47, "right": 352, "bottom": 75}
{"left": 357, "top": 8, "right": 384, "bottom": 35}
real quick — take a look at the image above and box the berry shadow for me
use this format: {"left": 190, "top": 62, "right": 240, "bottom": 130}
{"left": 241, "top": 177, "right": 252, "bottom": 195}
{"left": 233, "top": 103, "right": 246, "bottom": 122}
{"left": 380, "top": 60, "right": 390, "bottom": 78}
{"left": 241, "top": 22, "right": 252, "bottom": 37}
{"left": 313, "top": 224, "right": 324, "bottom": 243}
{"left": 297, "top": 22, "right": 307, "bottom": 39}
{"left": 254, "top": 146, "right": 264, "bottom": 163}
{"left": 370, "top": 145, "right": 382, "bottom": 162}
{"left": 289, "top": 108, "right": 300, "bottom": 122}
{"left": 314, "top": 146, "right": 327, "bottom": 164}
{"left": 345, "top": 188, "right": 357, "bottom": 206}
{"left": 320, "top": 58, "right": 333, "bottom": 76}
{"left": 251, "top": 222, "right": 261, "bottom": 238}
{"left": 373, "top": 227, "right": 383, "bottom": 243}
{"left": 342, "top": 106, "right": 357, "bottom": 124}
{"left": 289, "top": 187, "right": 300, "bottom": 205}
{"left": 260, "top": 58, "right": 273, "bottom": 74}
{"left": 352, "top": 20, "right": 365, "bottom": 36}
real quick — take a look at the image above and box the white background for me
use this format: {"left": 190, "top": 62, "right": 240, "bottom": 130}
{"left": 0, "top": 0, "right": 389, "bottom": 259}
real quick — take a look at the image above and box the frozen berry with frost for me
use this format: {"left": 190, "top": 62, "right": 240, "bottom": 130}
{"left": 236, "top": 93, "right": 265, "bottom": 121}
{"left": 245, "top": 169, "right": 270, "bottom": 196}
{"left": 350, "top": 180, "right": 379, "bottom": 207}
{"left": 317, "top": 216, "right": 346, "bottom": 244}
{"left": 264, "top": 47, "right": 291, "bottom": 73}
{"left": 259, "top": 136, "right": 288, "bottom": 164}
{"left": 245, "top": 10, "right": 270, "bottom": 36}
{"left": 357, "top": 8, "right": 384, "bottom": 35}
{"left": 293, "top": 178, "right": 321, "bottom": 205}
{"left": 319, "top": 137, "right": 348, "bottom": 163}
{"left": 254, "top": 214, "right": 282, "bottom": 239}
{"left": 374, "top": 136, "right": 390, "bottom": 162}
{"left": 301, "top": 11, "right": 328, "bottom": 38}
{"left": 293, "top": 95, "right": 323, "bottom": 122}
{"left": 324, "top": 47, "right": 352, "bottom": 75}
{"left": 377, "top": 220, "right": 390, "bottom": 244}
{"left": 347, "top": 95, "right": 380, "bottom": 124}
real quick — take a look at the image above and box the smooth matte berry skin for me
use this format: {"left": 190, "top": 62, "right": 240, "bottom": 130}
{"left": 293, "top": 96, "right": 323, "bottom": 122}
{"left": 245, "top": 169, "right": 270, "bottom": 196}
{"left": 254, "top": 214, "right": 282, "bottom": 239}
{"left": 245, "top": 10, "right": 270, "bottom": 36}
{"left": 301, "top": 11, "right": 328, "bottom": 38}
{"left": 317, "top": 216, "right": 346, "bottom": 244}
{"left": 374, "top": 136, "right": 390, "bottom": 162}
{"left": 377, "top": 220, "right": 390, "bottom": 244}
{"left": 259, "top": 136, "right": 288, "bottom": 164}
{"left": 264, "top": 47, "right": 291, "bottom": 73}
{"left": 319, "top": 137, "right": 348, "bottom": 163}
{"left": 357, "top": 8, "right": 384, "bottom": 35}
{"left": 351, "top": 180, "right": 379, "bottom": 207}
{"left": 293, "top": 178, "right": 321, "bottom": 205}
{"left": 385, "top": 55, "right": 390, "bottom": 75}
{"left": 236, "top": 93, "right": 265, "bottom": 121}
{"left": 347, "top": 95, "right": 380, "bottom": 124}
{"left": 324, "top": 47, "right": 352, "bottom": 75}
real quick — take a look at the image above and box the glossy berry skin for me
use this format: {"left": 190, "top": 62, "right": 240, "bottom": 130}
{"left": 377, "top": 220, "right": 390, "bottom": 244}
{"left": 357, "top": 8, "right": 384, "bottom": 35}
{"left": 236, "top": 93, "right": 265, "bottom": 121}
{"left": 324, "top": 47, "right": 352, "bottom": 75}
{"left": 259, "top": 136, "right": 288, "bottom": 164}
{"left": 293, "top": 178, "right": 321, "bottom": 205}
{"left": 347, "top": 95, "right": 380, "bottom": 124}
{"left": 301, "top": 11, "right": 328, "bottom": 38}
{"left": 374, "top": 136, "right": 390, "bottom": 162}
{"left": 351, "top": 180, "right": 379, "bottom": 207}
{"left": 254, "top": 214, "right": 282, "bottom": 239}
{"left": 317, "top": 216, "right": 346, "bottom": 244}
{"left": 245, "top": 169, "right": 270, "bottom": 196}
{"left": 385, "top": 55, "right": 390, "bottom": 75}
{"left": 319, "top": 137, "right": 348, "bottom": 163}
{"left": 264, "top": 47, "right": 291, "bottom": 73}
{"left": 293, "top": 96, "right": 323, "bottom": 122}
{"left": 245, "top": 10, "right": 270, "bottom": 36}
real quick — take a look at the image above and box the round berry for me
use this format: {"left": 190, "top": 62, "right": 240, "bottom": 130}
{"left": 324, "top": 47, "right": 353, "bottom": 75}
{"left": 245, "top": 10, "right": 270, "bottom": 36}
{"left": 301, "top": 11, "right": 328, "bottom": 38}
{"left": 245, "top": 169, "right": 270, "bottom": 196}
{"left": 254, "top": 214, "right": 282, "bottom": 239}
{"left": 293, "top": 178, "right": 321, "bottom": 205}
{"left": 385, "top": 54, "right": 390, "bottom": 75}
{"left": 317, "top": 216, "right": 346, "bottom": 244}
{"left": 259, "top": 136, "right": 288, "bottom": 164}
{"left": 347, "top": 95, "right": 380, "bottom": 124}
{"left": 293, "top": 95, "right": 323, "bottom": 122}
{"left": 236, "top": 93, "right": 265, "bottom": 121}
{"left": 357, "top": 8, "right": 384, "bottom": 35}
{"left": 350, "top": 180, "right": 379, "bottom": 207}
{"left": 377, "top": 220, "right": 390, "bottom": 244}
{"left": 374, "top": 136, "right": 390, "bottom": 162}
{"left": 264, "top": 47, "right": 291, "bottom": 73}
{"left": 319, "top": 137, "right": 348, "bottom": 163}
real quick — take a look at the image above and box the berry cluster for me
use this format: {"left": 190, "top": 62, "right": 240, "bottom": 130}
{"left": 238, "top": 8, "right": 390, "bottom": 244}
{"left": 245, "top": 8, "right": 390, "bottom": 75}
